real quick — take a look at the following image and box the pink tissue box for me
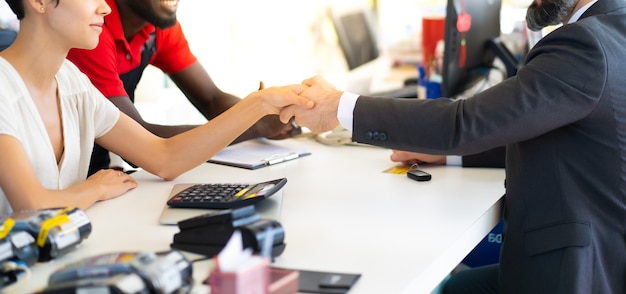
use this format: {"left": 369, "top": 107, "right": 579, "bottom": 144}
{"left": 268, "top": 267, "right": 299, "bottom": 294}
{"left": 208, "top": 259, "right": 298, "bottom": 294}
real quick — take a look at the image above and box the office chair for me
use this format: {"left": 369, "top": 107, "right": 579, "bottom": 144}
{"left": 0, "top": 29, "right": 17, "bottom": 51}
{"left": 328, "top": 7, "right": 418, "bottom": 98}
{"left": 328, "top": 6, "right": 380, "bottom": 71}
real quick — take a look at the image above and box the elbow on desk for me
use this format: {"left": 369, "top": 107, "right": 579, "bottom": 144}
{"left": 134, "top": 153, "right": 191, "bottom": 181}
{"left": 159, "top": 174, "right": 179, "bottom": 182}
{"left": 142, "top": 164, "right": 184, "bottom": 181}
{"left": 152, "top": 169, "right": 181, "bottom": 182}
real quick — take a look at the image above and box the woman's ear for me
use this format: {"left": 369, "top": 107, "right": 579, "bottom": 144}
{"left": 24, "top": 0, "right": 47, "bottom": 15}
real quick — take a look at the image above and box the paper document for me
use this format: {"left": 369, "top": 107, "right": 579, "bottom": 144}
{"left": 209, "top": 139, "right": 310, "bottom": 170}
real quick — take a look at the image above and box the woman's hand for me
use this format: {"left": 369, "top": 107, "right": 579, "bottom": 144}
{"left": 248, "top": 85, "right": 315, "bottom": 119}
{"left": 86, "top": 169, "right": 138, "bottom": 202}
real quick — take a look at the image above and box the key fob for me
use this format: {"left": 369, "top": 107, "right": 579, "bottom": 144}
{"left": 407, "top": 169, "right": 432, "bottom": 182}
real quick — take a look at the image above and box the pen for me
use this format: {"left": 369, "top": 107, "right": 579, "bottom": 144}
{"left": 289, "top": 118, "right": 300, "bottom": 130}
{"left": 263, "top": 152, "right": 299, "bottom": 165}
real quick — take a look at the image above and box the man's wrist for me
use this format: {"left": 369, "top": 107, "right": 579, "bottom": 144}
{"left": 338, "top": 92, "right": 359, "bottom": 131}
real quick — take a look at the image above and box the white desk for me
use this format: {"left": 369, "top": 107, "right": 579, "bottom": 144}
{"left": 9, "top": 136, "right": 504, "bottom": 294}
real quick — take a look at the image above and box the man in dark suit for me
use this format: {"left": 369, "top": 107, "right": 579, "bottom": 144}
{"left": 284, "top": 0, "right": 626, "bottom": 292}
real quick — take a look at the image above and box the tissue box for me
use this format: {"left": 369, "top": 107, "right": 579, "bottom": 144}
{"left": 209, "top": 258, "right": 269, "bottom": 294}
{"left": 208, "top": 261, "right": 298, "bottom": 294}
{"left": 268, "top": 268, "right": 299, "bottom": 294}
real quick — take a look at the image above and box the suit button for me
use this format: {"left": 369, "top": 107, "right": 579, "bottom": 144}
{"left": 365, "top": 131, "right": 374, "bottom": 140}
{"left": 379, "top": 132, "right": 388, "bottom": 141}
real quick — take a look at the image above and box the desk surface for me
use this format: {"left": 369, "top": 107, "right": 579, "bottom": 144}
{"left": 9, "top": 136, "right": 504, "bottom": 294}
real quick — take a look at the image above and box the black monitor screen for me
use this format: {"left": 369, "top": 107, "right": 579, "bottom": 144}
{"left": 441, "top": 0, "right": 502, "bottom": 97}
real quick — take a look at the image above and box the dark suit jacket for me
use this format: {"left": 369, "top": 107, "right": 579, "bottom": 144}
{"left": 351, "top": 1, "right": 626, "bottom": 293}
{"left": 462, "top": 146, "right": 505, "bottom": 168}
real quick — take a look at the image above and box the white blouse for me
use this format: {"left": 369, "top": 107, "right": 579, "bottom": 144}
{"left": 0, "top": 58, "right": 120, "bottom": 216}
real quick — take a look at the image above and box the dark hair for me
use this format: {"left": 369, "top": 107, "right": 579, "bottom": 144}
{"left": 5, "top": 0, "right": 60, "bottom": 20}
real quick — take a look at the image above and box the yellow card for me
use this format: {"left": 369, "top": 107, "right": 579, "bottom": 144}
{"left": 383, "top": 165, "right": 412, "bottom": 174}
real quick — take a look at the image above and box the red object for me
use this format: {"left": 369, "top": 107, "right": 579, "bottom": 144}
{"left": 421, "top": 16, "right": 445, "bottom": 65}
{"left": 456, "top": 0, "right": 471, "bottom": 67}
{"left": 459, "top": 39, "right": 467, "bottom": 68}
{"left": 456, "top": 12, "right": 472, "bottom": 33}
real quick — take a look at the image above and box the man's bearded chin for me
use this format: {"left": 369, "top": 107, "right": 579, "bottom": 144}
{"left": 128, "top": 4, "right": 178, "bottom": 29}
{"left": 151, "top": 17, "right": 177, "bottom": 29}
{"left": 526, "top": 0, "right": 577, "bottom": 31}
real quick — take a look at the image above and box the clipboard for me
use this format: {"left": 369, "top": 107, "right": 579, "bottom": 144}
{"left": 209, "top": 139, "right": 311, "bottom": 170}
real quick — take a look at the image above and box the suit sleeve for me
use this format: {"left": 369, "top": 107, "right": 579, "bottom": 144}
{"left": 351, "top": 23, "right": 606, "bottom": 155}
{"left": 462, "top": 146, "right": 506, "bottom": 168}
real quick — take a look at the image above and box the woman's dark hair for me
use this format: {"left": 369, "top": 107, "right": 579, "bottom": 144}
{"left": 5, "top": 0, "right": 60, "bottom": 20}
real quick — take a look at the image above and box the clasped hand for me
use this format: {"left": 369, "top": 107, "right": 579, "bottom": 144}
{"left": 279, "top": 75, "right": 343, "bottom": 134}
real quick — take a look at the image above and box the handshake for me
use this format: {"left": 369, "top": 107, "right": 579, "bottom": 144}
{"left": 252, "top": 75, "right": 345, "bottom": 134}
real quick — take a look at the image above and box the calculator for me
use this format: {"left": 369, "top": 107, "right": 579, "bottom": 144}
{"left": 166, "top": 178, "right": 287, "bottom": 209}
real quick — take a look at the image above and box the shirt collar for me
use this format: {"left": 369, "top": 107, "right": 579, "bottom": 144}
{"left": 568, "top": 0, "right": 598, "bottom": 24}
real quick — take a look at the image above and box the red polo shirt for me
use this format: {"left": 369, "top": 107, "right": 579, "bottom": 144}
{"left": 67, "top": 0, "right": 197, "bottom": 98}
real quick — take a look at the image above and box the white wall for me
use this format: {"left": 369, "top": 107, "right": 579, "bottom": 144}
{"left": 135, "top": 0, "right": 368, "bottom": 125}
{"left": 0, "top": 1, "right": 18, "bottom": 30}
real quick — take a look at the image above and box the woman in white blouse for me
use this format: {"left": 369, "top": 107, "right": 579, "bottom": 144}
{"left": 0, "top": 0, "right": 313, "bottom": 216}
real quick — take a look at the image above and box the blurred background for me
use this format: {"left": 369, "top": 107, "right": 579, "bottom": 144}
{"left": 134, "top": 0, "right": 532, "bottom": 125}
{"left": 0, "top": 0, "right": 533, "bottom": 125}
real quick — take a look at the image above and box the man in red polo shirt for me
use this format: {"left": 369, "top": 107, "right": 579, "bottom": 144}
{"left": 67, "top": 0, "right": 299, "bottom": 175}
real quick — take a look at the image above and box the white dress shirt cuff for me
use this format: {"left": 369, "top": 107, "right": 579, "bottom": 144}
{"left": 446, "top": 155, "right": 462, "bottom": 166}
{"left": 338, "top": 92, "right": 359, "bottom": 131}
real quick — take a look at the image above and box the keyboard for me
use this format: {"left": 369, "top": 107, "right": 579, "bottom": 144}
{"left": 166, "top": 178, "right": 287, "bottom": 209}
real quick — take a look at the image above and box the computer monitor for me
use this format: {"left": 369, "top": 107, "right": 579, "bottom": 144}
{"left": 329, "top": 7, "right": 380, "bottom": 71}
{"left": 440, "top": 0, "right": 504, "bottom": 98}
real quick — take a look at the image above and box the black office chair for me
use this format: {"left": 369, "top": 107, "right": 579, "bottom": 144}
{"left": 328, "top": 7, "right": 380, "bottom": 71}
{"left": 0, "top": 29, "right": 17, "bottom": 51}
{"left": 328, "top": 7, "right": 419, "bottom": 98}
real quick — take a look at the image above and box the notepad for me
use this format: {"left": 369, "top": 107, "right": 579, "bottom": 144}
{"left": 209, "top": 139, "right": 311, "bottom": 170}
